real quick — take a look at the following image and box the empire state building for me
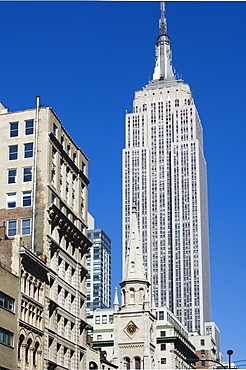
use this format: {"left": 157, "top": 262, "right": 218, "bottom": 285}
{"left": 122, "top": 2, "right": 211, "bottom": 333}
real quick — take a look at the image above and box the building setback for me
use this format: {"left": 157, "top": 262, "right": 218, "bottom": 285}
{"left": 0, "top": 99, "right": 91, "bottom": 369}
{"left": 122, "top": 2, "right": 211, "bottom": 333}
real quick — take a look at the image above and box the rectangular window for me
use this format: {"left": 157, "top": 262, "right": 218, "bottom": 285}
{"left": 24, "top": 143, "right": 33, "bottom": 158}
{"left": 53, "top": 123, "right": 57, "bottom": 136}
{"left": 51, "top": 193, "right": 56, "bottom": 204}
{"left": 23, "top": 167, "right": 32, "bottom": 182}
{"left": 161, "top": 343, "right": 166, "bottom": 351}
{"left": 201, "top": 360, "right": 206, "bottom": 367}
{"left": 7, "top": 220, "right": 17, "bottom": 237}
{"left": 8, "top": 169, "right": 17, "bottom": 184}
{"left": 9, "top": 145, "right": 18, "bottom": 160}
{"left": 21, "top": 218, "right": 31, "bottom": 235}
{"left": 109, "top": 315, "right": 114, "bottom": 324}
{"left": 22, "top": 191, "right": 32, "bottom": 207}
{"left": 159, "top": 311, "right": 164, "bottom": 320}
{"left": 95, "top": 316, "right": 100, "bottom": 324}
{"left": 0, "top": 292, "right": 14, "bottom": 312}
{"left": 97, "top": 335, "right": 102, "bottom": 341}
{"left": 0, "top": 327, "right": 13, "bottom": 347}
{"left": 161, "top": 358, "right": 166, "bottom": 365}
{"left": 160, "top": 331, "right": 166, "bottom": 337}
{"left": 201, "top": 349, "right": 205, "bottom": 356}
{"left": 9, "top": 122, "right": 18, "bottom": 137}
{"left": 6, "top": 193, "right": 16, "bottom": 208}
{"left": 201, "top": 339, "right": 205, "bottom": 346}
{"left": 25, "top": 120, "right": 34, "bottom": 135}
{"left": 102, "top": 315, "right": 107, "bottom": 324}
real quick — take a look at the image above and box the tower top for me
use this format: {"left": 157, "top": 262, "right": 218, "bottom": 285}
{"left": 147, "top": 1, "right": 177, "bottom": 88}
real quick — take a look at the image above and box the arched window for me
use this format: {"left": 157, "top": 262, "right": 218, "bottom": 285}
{"left": 135, "top": 357, "right": 141, "bottom": 369}
{"left": 130, "top": 261, "right": 135, "bottom": 272}
{"left": 25, "top": 338, "right": 32, "bottom": 363}
{"left": 122, "top": 289, "right": 126, "bottom": 306}
{"left": 124, "top": 357, "right": 130, "bottom": 369}
{"left": 129, "top": 288, "right": 135, "bottom": 304}
{"left": 89, "top": 361, "right": 98, "bottom": 369}
{"left": 139, "top": 288, "right": 144, "bottom": 303}
{"left": 33, "top": 341, "right": 39, "bottom": 365}
{"left": 18, "top": 334, "right": 25, "bottom": 360}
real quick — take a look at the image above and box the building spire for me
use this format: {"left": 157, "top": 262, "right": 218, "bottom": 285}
{"left": 123, "top": 205, "right": 147, "bottom": 282}
{"left": 159, "top": 1, "right": 166, "bottom": 35}
{"left": 152, "top": 1, "right": 175, "bottom": 82}
{"left": 113, "top": 287, "right": 119, "bottom": 312}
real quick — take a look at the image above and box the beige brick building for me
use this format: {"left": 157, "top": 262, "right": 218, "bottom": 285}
{"left": 0, "top": 260, "right": 19, "bottom": 370}
{"left": 0, "top": 98, "right": 91, "bottom": 369}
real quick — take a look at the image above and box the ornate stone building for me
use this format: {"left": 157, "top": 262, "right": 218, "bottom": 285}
{"left": 88, "top": 207, "right": 198, "bottom": 369}
{"left": 0, "top": 98, "right": 91, "bottom": 369}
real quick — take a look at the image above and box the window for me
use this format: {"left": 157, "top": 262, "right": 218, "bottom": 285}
{"left": 135, "top": 357, "right": 141, "bottom": 369}
{"left": 0, "top": 327, "right": 13, "bottom": 346}
{"left": 161, "top": 343, "right": 166, "bottom": 351}
{"left": 24, "top": 143, "right": 34, "bottom": 158}
{"left": 201, "top": 339, "right": 205, "bottom": 346}
{"left": 161, "top": 358, "right": 166, "bottom": 365}
{"left": 22, "top": 191, "right": 32, "bottom": 207}
{"left": 124, "top": 358, "right": 130, "bottom": 370}
{"left": 8, "top": 169, "right": 17, "bottom": 184}
{"left": 23, "top": 167, "right": 32, "bottom": 182}
{"left": 67, "top": 144, "right": 70, "bottom": 155}
{"left": 7, "top": 220, "right": 17, "bottom": 237}
{"left": 129, "top": 288, "right": 135, "bottom": 304}
{"left": 160, "top": 331, "right": 166, "bottom": 337}
{"left": 109, "top": 315, "right": 114, "bottom": 324}
{"left": 22, "top": 218, "right": 31, "bottom": 235}
{"left": 33, "top": 342, "right": 39, "bottom": 365}
{"left": 25, "top": 120, "right": 34, "bottom": 135}
{"left": 201, "top": 349, "right": 205, "bottom": 357}
{"left": 10, "top": 122, "right": 18, "bottom": 137}
{"left": 6, "top": 193, "right": 16, "bottom": 208}
{"left": 9, "top": 145, "right": 18, "bottom": 160}
{"left": 51, "top": 170, "right": 55, "bottom": 185}
{"left": 159, "top": 311, "right": 164, "bottom": 320}
{"left": 97, "top": 335, "right": 102, "bottom": 341}
{"left": 0, "top": 292, "right": 14, "bottom": 312}
{"left": 51, "top": 193, "right": 56, "bottom": 204}
{"left": 95, "top": 316, "right": 100, "bottom": 324}
{"left": 102, "top": 315, "right": 107, "bottom": 324}
{"left": 53, "top": 123, "right": 57, "bottom": 136}
{"left": 201, "top": 360, "right": 206, "bottom": 367}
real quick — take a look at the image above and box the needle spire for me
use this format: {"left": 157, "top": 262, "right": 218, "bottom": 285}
{"left": 160, "top": 1, "right": 166, "bottom": 35}
{"left": 152, "top": 1, "right": 175, "bottom": 82}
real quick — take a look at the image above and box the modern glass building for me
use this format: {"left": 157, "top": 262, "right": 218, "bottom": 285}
{"left": 87, "top": 215, "right": 111, "bottom": 316}
{"left": 122, "top": 2, "right": 211, "bottom": 333}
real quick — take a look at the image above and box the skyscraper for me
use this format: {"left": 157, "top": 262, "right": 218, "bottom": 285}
{"left": 122, "top": 2, "right": 211, "bottom": 333}
{"left": 87, "top": 214, "right": 111, "bottom": 316}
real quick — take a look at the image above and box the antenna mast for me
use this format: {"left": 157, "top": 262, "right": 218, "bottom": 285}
{"left": 159, "top": 1, "right": 166, "bottom": 35}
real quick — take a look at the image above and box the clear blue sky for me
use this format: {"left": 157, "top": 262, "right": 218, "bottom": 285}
{"left": 1, "top": 0, "right": 246, "bottom": 365}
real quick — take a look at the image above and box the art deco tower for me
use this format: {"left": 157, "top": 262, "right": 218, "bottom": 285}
{"left": 122, "top": 2, "right": 211, "bottom": 333}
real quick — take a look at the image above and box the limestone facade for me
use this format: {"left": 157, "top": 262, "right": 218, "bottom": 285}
{"left": 0, "top": 100, "right": 91, "bottom": 369}
{"left": 0, "top": 260, "right": 19, "bottom": 370}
